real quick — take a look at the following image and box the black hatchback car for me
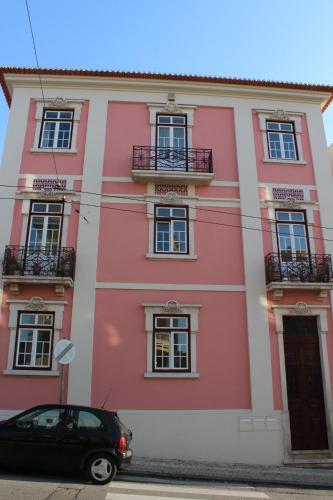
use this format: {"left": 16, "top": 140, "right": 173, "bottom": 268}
{"left": 0, "top": 404, "right": 132, "bottom": 484}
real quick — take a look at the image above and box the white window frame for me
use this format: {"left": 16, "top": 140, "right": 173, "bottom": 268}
{"left": 4, "top": 297, "right": 66, "bottom": 376}
{"left": 155, "top": 206, "right": 188, "bottom": 254}
{"left": 154, "top": 316, "right": 190, "bottom": 371}
{"left": 148, "top": 103, "right": 195, "bottom": 149}
{"left": 276, "top": 210, "right": 309, "bottom": 261}
{"left": 27, "top": 202, "right": 64, "bottom": 249}
{"left": 146, "top": 184, "right": 197, "bottom": 261}
{"left": 266, "top": 122, "right": 297, "bottom": 161}
{"left": 31, "top": 99, "right": 84, "bottom": 154}
{"left": 15, "top": 313, "right": 54, "bottom": 369}
{"left": 257, "top": 110, "right": 306, "bottom": 164}
{"left": 143, "top": 302, "right": 201, "bottom": 378}
{"left": 39, "top": 110, "right": 74, "bottom": 149}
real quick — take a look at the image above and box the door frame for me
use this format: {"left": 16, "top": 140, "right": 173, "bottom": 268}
{"left": 272, "top": 303, "right": 333, "bottom": 460}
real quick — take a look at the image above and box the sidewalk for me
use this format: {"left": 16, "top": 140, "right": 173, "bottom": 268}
{"left": 125, "top": 457, "right": 333, "bottom": 489}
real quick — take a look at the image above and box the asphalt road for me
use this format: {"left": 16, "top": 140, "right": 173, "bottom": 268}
{"left": 0, "top": 471, "right": 333, "bottom": 500}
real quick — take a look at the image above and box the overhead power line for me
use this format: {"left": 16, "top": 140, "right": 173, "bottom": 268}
{"left": 0, "top": 182, "right": 333, "bottom": 235}
{"left": 0, "top": 195, "right": 332, "bottom": 243}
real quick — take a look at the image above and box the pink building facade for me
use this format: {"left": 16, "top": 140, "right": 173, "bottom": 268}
{"left": 1, "top": 68, "right": 333, "bottom": 465}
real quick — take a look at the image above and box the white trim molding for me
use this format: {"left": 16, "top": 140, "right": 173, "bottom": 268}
{"left": 4, "top": 297, "right": 67, "bottom": 376}
{"left": 31, "top": 98, "right": 84, "bottom": 154}
{"left": 145, "top": 186, "right": 197, "bottom": 260}
{"left": 271, "top": 303, "right": 333, "bottom": 461}
{"left": 142, "top": 301, "right": 201, "bottom": 377}
{"left": 257, "top": 109, "right": 305, "bottom": 164}
{"left": 147, "top": 101, "right": 196, "bottom": 148}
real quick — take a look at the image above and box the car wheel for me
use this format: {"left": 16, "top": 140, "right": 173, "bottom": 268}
{"left": 85, "top": 454, "right": 117, "bottom": 485}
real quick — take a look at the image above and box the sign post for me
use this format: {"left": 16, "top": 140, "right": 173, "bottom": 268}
{"left": 53, "top": 339, "right": 76, "bottom": 404}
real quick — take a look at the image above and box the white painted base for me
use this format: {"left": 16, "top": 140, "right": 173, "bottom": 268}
{"left": 118, "top": 410, "right": 284, "bottom": 465}
{"left": 1, "top": 408, "right": 284, "bottom": 465}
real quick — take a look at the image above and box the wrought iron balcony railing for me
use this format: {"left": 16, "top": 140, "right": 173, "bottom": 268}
{"left": 2, "top": 246, "right": 76, "bottom": 280}
{"left": 265, "top": 252, "right": 333, "bottom": 285}
{"left": 132, "top": 146, "right": 213, "bottom": 173}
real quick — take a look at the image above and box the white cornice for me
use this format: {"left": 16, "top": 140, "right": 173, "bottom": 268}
{"left": 4, "top": 74, "right": 331, "bottom": 108}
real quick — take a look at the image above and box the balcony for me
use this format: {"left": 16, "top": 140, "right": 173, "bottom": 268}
{"left": 2, "top": 246, "right": 75, "bottom": 296}
{"left": 265, "top": 252, "right": 333, "bottom": 299}
{"left": 132, "top": 146, "right": 214, "bottom": 184}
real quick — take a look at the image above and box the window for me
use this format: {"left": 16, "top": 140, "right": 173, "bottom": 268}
{"left": 157, "top": 115, "right": 187, "bottom": 149}
{"left": 266, "top": 121, "right": 297, "bottom": 160}
{"left": 153, "top": 315, "right": 190, "bottom": 372}
{"left": 276, "top": 211, "right": 309, "bottom": 262}
{"left": 27, "top": 202, "right": 63, "bottom": 251}
{"left": 39, "top": 109, "right": 74, "bottom": 149}
{"left": 14, "top": 312, "right": 54, "bottom": 369}
{"left": 15, "top": 407, "right": 66, "bottom": 429}
{"left": 155, "top": 206, "right": 188, "bottom": 254}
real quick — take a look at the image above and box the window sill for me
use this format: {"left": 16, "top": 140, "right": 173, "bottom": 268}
{"left": 263, "top": 158, "right": 306, "bottom": 166}
{"left": 3, "top": 369, "right": 60, "bottom": 377}
{"left": 146, "top": 253, "right": 197, "bottom": 261}
{"left": 30, "top": 148, "right": 77, "bottom": 155}
{"left": 144, "top": 372, "right": 199, "bottom": 379}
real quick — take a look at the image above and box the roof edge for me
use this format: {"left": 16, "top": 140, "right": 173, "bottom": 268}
{"left": 1, "top": 67, "right": 333, "bottom": 110}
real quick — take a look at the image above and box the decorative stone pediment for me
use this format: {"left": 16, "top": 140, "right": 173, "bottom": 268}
{"left": 163, "top": 300, "right": 182, "bottom": 313}
{"left": 49, "top": 97, "right": 69, "bottom": 108}
{"left": 25, "top": 296, "right": 48, "bottom": 311}
{"left": 269, "top": 109, "right": 290, "bottom": 121}
{"left": 289, "top": 301, "right": 310, "bottom": 315}
{"left": 161, "top": 102, "right": 184, "bottom": 114}
{"left": 159, "top": 191, "right": 182, "bottom": 205}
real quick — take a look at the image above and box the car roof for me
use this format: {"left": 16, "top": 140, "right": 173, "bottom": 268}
{"left": 17, "top": 404, "right": 117, "bottom": 416}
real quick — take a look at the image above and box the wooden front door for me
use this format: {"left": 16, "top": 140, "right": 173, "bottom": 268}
{"left": 283, "top": 316, "right": 328, "bottom": 450}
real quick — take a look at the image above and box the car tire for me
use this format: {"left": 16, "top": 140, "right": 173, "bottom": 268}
{"left": 85, "top": 454, "right": 117, "bottom": 485}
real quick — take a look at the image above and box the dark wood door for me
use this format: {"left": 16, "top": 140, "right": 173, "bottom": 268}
{"left": 283, "top": 316, "right": 328, "bottom": 450}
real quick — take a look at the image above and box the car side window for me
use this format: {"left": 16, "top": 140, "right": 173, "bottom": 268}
{"left": 15, "top": 408, "right": 65, "bottom": 430}
{"left": 77, "top": 411, "right": 104, "bottom": 430}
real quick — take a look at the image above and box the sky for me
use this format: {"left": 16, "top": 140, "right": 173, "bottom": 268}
{"left": 1, "top": 0, "right": 333, "bottom": 160}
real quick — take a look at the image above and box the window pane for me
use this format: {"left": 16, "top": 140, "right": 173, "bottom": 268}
{"left": 156, "top": 207, "right": 171, "bottom": 217}
{"left": 156, "top": 317, "right": 171, "bottom": 328}
{"left": 20, "top": 314, "right": 37, "bottom": 325}
{"left": 19, "top": 329, "right": 34, "bottom": 342}
{"left": 48, "top": 204, "right": 63, "bottom": 213}
{"left": 171, "top": 208, "right": 186, "bottom": 218}
{"left": 33, "top": 409, "right": 64, "bottom": 429}
{"left": 45, "top": 111, "right": 58, "bottom": 118}
{"left": 172, "top": 317, "right": 188, "bottom": 328}
{"left": 172, "top": 221, "right": 186, "bottom": 253}
{"left": 268, "top": 132, "right": 282, "bottom": 158}
{"left": 155, "top": 333, "right": 170, "bottom": 368}
{"left": 77, "top": 411, "right": 103, "bottom": 430}
{"left": 158, "top": 116, "right": 171, "bottom": 124}
{"left": 267, "top": 122, "right": 279, "bottom": 130}
{"left": 276, "top": 212, "right": 290, "bottom": 221}
{"left": 59, "top": 111, "right": 73, "bottom": 119}
{"left": 172, "top": 117, "right": 185, "bottom": 125}
{"left": 280, "top": 123, "right": 293, "bottom": 131}
{"left": 37, "top": 314, "right": 53, "bottom": 325}
{"left": 32, "top": 203, "right": 48, "bottom": 213}
{"left": 290, "top": 212, "right": 304, "bottom": 222}
{"left": 156, "top": 222, "right": 170, "bottom": 252}
{"left": 41, "top": 122, "right": 56, "bottom": 148}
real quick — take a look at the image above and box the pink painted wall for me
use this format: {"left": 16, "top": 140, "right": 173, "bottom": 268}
{"left": 91, "top": 289, "right": 251, "bottom": 410}
{"left": 192, "top": 107, "right": 239, "bottom": 182}
{"left": 97, "top": 203, "right": 245, "bottom": 284}
{"left": 20, "top": 100, "right": 89, "bottom": 176}
{"left": 0, "top": 286, "right": 74, "bottom": 410}
{"left": 103, "top": 103, "right": 150, "bottom": 177}
{"left": 253, "top": 112, "right": 316, "bottom": 185}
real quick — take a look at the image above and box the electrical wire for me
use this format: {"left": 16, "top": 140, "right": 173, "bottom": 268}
{"left": 0, "top": 195, "right": 331, "bottom": 242}
{"left": 0, "top": 182, "right": 333, "bottom": 234}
